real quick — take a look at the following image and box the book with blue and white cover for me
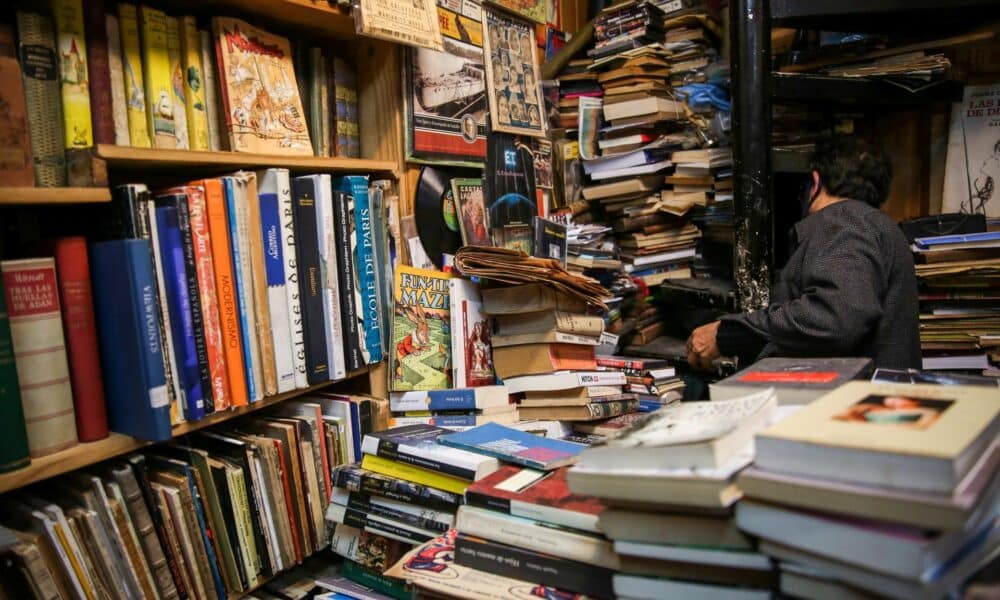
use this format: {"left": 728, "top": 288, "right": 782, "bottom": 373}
{"left": 439, "top": 422, "right": 586, "bottom": 471}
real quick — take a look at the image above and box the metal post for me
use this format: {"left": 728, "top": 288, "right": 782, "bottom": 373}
{"left": 729, "top": 0, "right": 773, "bottom": 311}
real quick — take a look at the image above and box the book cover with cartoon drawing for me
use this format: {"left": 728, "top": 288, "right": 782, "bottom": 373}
{"left": 391, "top": 266, "right": 451, "bottom": 391}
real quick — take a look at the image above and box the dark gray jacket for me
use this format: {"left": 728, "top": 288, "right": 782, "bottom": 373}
{"left": 724, "top": 199, "right": 921, "bottom": 370}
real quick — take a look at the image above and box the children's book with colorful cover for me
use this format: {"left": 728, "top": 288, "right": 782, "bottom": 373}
{"left": 391, "top": 266, "right": 451, "bottom": 391}
{"left": 212, "top": 17, "right": 311, "bottom": 155}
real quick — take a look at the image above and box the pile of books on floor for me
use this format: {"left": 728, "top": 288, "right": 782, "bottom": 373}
{"left": 567, "top": 388, "right": 781, "bottom": 599}
{"left": 0, "top": 394, "right": 376, "bottom": 599}
{"left": 736, "top": 381, "right": 1000, "bottom": 599}
{"left": 911, "top": 231, "right": 1000, "bottom": 372}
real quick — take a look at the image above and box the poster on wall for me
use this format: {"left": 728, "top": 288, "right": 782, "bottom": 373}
{"left": 481, "top": 4, "right": 547, "bottom": 138}
{"left": 943, "top": 84, "right": 1000, "bottom": 218}
{"left": 405, "top": 0, "right": 488, "bottom": 164}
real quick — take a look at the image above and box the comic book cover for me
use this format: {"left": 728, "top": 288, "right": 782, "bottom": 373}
{"left": 212, "top": 17, "right": 311, "bottom": 155}
{"left": 391, "top": 266, "right": 452, "bottom": 391}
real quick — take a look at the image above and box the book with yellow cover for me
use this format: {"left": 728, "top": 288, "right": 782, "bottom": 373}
{"left": 211, "top": 17, "right": 311, "bottom": 154}
{"left": 139, "top": 5, "right": 175, "bottom": 148}
{"left": 51, "top": 0, "right": 93, "bottom": 149}
{"left": 756, "top": 381, "right": 1000, "bottom": 494}
{"left": 117, "top": 3, "right": 150, "bottom": 147}
{"left": 180, "top": 16, "right": 209, "bottom": 150}
{"left": 165, "top": 16, "right": 188, "bottom": 149}
{"left": 360, "top": 454, "right": 470, "bottom": 495}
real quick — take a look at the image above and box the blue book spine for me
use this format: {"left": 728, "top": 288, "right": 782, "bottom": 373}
{"left": 224, "top": 178, "right": 257, "bottom": 402}
{"left": 154, "top": 205, "right": 205, "bottom": 421}
{"left": 90, "top": 240, "right": 172, "bottom": 441}
{"left": 334, "top": 176, "right": 383, "bottom": 364}
{"left": 426, "top": 389, "right": 477, "bottom": 411}
{"left": 638, "top": 398, "right": 664, "bottom": 412}
{"left": 183, "top": 467, "right": 227, "bottom": 598}
{"left": 432, "top": 414, "right": 477, "bottom": 427}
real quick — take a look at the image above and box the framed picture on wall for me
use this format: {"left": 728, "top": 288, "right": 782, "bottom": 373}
{"left": 481, "top": 4, "right": 547, "bottom": 138}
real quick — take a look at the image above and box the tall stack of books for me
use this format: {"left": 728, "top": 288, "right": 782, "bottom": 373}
{"left": 911, "top": 231, "right": 1000, "bottom": 372}
{"left": 567, "top": 389, "right": 781, "bottom": 598}
{"left": 556, "top": 59, "right": 601, "bottom": 130}
{"left": 736, "top": 381, "right": 1000, "bottom": 599}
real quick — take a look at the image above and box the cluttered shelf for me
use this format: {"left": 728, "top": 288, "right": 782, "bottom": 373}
{"left": 771, "top": 73, "right": 964, "bottom": 105}
{"left": 770, "top": 0, "right": 1000, "bottom": 31}
{"left": 95, "top": 145, "right": 399, "bottom": 174}
{"left": 0, "top": 187, "right": 112, "bottom": 205}
{"left": 0, "top": 370, "right": 367, "bottom": 495}
{"left": 166, "top": 0, "right": 357, "bottom": 40}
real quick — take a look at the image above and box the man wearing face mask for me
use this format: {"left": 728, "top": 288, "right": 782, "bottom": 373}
{"left": 686, "top": 136, "right": 921, "bottom": 372}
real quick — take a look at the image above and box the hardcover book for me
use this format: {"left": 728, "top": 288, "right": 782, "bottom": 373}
{"left": 164, "top": 16, "right": 189, "bottom": 149}
{"left": 517, "top": 397, "right": 639, "bottom": 421}
{"left": 360, "top": 453, "right": 471, "bottom": 496}
{"left": 271, "top": 169, "right": 308, "bottom": 388}
{"left": 117, "top": 4, "right": 150, "bottom": 147}
{"left": 242, "top": 172, "right": 278, "bottom": 397}
{"left": 493, "top": 343, "right": 597, "bottom": 379}
{"left": 314, "top": 174, "right": 347, "bottom": 380}
{"left": 0, "top": 278, "right": 31, "bottom": 473}
{"left": 332, "top": 464, "right": 464, "bottom": 511}
{"left": 292, "top": 175, "right": 331, "bottom": 384}
{"left": 710, "top": 357, "right": 873, "bottom": 405}
{"left": 16, "top": 11, "right": 67, "bottom": 186}
{"left": 180, "top": 16, "right": 209, "bottom": 151}
{"left": 329, "top": 523, "right": 404, "bottom": 572}
{"left": 440, "top": 423, "right": 585, "bottom": 471}
{"left": 105, "top": 13, "right": 130, "bottom": 145}
{"left": 199, "top": 29, "right": 221, "bottom": 151}
{"left": 452, "top": 178, "right": 491, "bottom": 246}
{"left": 139, "top": 6, "right": 175, "bottom": 148}
{"left": 332, "top": 189, "right": 363, "bottom": 371}
{"left": 1, "top": 258, "right": 78, "bottom": 457}
{"left": 225, "top": 174, "right": 264, "bottom": 402}
{"left": 449, "top": 278, "right": 496, "bottom": 388}
{"left": 361, "top": 423, "right": 499, "bottom": 481}
{"left": 389, "top": 386, "right": 510, "bottom": 413}
{"left": 533, "top": 216, "right": 568, "bottom": 266}
{"left": 51, "top": 0, "right": 93, "bottom": 149}
{"left": 0, "top": 26, "right": 35, "bottom": 187}
{"left": 335, "top": 176, "right": 383, "bottom": 364}
{"left": 390, "top": 266, "right": 451, "bottom": 391}
{"left": 212, "top": 18, "right": 311, "bottom": 154}
{"left": 502, "top": 370, "right": 627, "bottom": 394}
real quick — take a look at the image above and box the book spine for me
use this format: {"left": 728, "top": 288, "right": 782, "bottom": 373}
{"left": 360, "top": 454, "right": 468, "bottom": 496}
{"left": 182, "top": 186, "right": 230, "bottom": 411}
{"left": 345, "top": 493, "right": 450, "bottom": 533}
{"left": 51, "top": 0, "right": 93, "bottom": 149}
{"left": 174, "top": 193, "right": 214, "bottom": 413}
{"left": 308, "top": 48, "right": 324, "bottom": 157}
{"left": 164, "top": 16, "right": 188, "bottom": 149}
{"left": 332, "top": 467, "right": 462, "bottom": 511}
{"left": 278, "top": 172, "right": 309, "bottom": 389}
{"left": 154, "top": 204, "right": 206, "bottom": 421}
{"left": 340, "top": 559, "right": 410, "bottom": 600}
{"left": 104, "top": 14, "right": 130, "bottom": 146}
{"left": 330, "top": 505, "right": 432, "bottom": 545}
{"left": 332, "top": 57, "right": 360, "bottom": 158}
{"left": 316, "top": 177, "right": 347, "bottom": 380}
{"left": 330, "top": 524, "right": 399, "bottom": 569}
{"left": 107, "top": 497, "right": 159, "bottom": 599}
{"left": 332, "top": 190, "right": 362, "bottom": 371}
{"left": 258, "top": 188, "right": 297, "bottom": 393}
{"left": 339, "top": 177, "right": 383, "bottom": 364}
{"left": 454, "top": 534, "right": 615, "bottom": 598}
{"left": 53, "top": 237, "right": 109, "bottom": 442}
{"left": 9, "top": 541, "right": 63, "bottom": 600}
{"left": 226, "top": 467, "right": 261, "bottom": 585}
{"left": 82, "top": 0, "right": 113, "bottom": 145}
{"left": 208, "top": 464, "right": 248, "bottom": 590}
{"left": 197, "top": 30, "right": 220, "bottom": 152}
{"left": 205, "top": 179, "right": 247, "bottom": 406}
{"left": 233, "top": 176, "right": 266, "bottom": 401}
{"left": 365, "top": 437, "right": 477, "bottom": 481}
{"left": 179, "top": 470, "right": 227, "bottom": 598}
{"left": 116, "top": 4, "right": 150, "bottom": 147}
{"left": 154, "top": 485, "right": 201, "bottom": 598}
{"left": 114, "top": 465, "right": 179, "bottom": 599}
{"left": 292, "top": 177, "right": 331, "bottom": 383}
{"left": 225, "top": 180, "right": 259, "bottom": 403}
{"left": 139, "top": 6, "right": 175, "bottom": 148}
{"left": 180, "top": 17, "right": 208, "bottom": 151}
{"left": 0, "top": 278, "right": 31, "bottom": 473}
{"left": 244, "top": 175, "right": 278, "bottom": 397}
{"left": 1, "top": 259, "right": 77, "bottom": 457}
{"left": 16, "top": 11, "right": 67, "bottom": 186}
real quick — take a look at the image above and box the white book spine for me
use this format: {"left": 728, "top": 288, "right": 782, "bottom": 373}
{"left": 234, "top": 178, "right": 264, "bottom": 402}
{"left": 146, "top": 197, "right": 186, "bottom": 424}
{"left": 258, "top": 169, "right": 296, "bottom": 393}
{"left": 449, "top": 279, "right": 468, "bottom": 388}
{"left": 34, "top": 512, "right": 87, "bottom": 599}
{"left": 278, "top": 172, "right": 309, "bottom": 389}
{"left": 389, "top": 391, "right": 433, "bottom": 413}
{"left": 317, "top": 175, "right": 347, "bottom": 380}
{"left": 106, "top": 14, "right": 131, "bottom": 146}
{"left": 198, "top": 30, "right": 221, "bottom": 152}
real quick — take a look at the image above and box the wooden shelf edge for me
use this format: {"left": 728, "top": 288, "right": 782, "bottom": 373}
{"left": 0, "top": 368, "right": 368, "bottom": 494}
{"left": 0, "top": 187, "right": 111, "bottom": 205}
{"left": 96, "top": 145, "right": 398, "bottom": 174}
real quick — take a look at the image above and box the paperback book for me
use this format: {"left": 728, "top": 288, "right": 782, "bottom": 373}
{"left": 390, "top": 266, "right": 451, "bottom": 391}
{"left": 439, "top": 422, "right": 586, "bottom": 471}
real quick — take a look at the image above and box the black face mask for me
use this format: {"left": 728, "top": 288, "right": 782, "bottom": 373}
{"left": 799, "top": 179, "right": 820, "bottom": 219}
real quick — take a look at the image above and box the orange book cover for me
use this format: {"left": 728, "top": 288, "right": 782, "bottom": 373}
{"left": 201, "top": 177, "right": 248, "bottom": 406}
{"left": 167, "top": 183, "right": 232, "bottom": 411}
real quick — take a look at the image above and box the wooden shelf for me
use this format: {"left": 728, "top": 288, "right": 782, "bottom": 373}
{"left": 0, "top": 187, "right": 111, "bottom": 205}
{"left": 196, "top": 0, "right": 356, "bottom": 40}
{"left": 96, "top": 145, "right": 398, "bottom": 175}
{"left": 0, "top": 369, "right": 367, "bottom": 494}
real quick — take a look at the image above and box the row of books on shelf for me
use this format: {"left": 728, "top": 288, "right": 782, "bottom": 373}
{"left": 0, "top": 393, "right": 387, "bottom": 599}
{"left": 3, "top": 1, "right": 359, "bottom": 188}
{"left": 0, "top": 170, "right": 390, "bottom": 470}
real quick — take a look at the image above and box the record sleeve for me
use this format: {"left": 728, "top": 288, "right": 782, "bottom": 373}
{"left": 415, "top": 166, "right": 463, "bottom": 267}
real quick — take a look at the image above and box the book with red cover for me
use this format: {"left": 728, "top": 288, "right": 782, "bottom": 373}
{"left": 54, "top": 237, "right": 108, "bottom": 442}
{"left": 82, "top": 0, "right": 115, "bottom": 145}
{"left": 464, "top": 465, "right": 606, "bottom": 533}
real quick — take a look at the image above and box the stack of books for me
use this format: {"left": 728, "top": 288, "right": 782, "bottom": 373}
{"left": 911, "top": 231, "right": 1000, "bottom": 372}
{"left": 567, "top": 389, "right": 781, "bottom": 598}
{"left": 388, "top": 386, "right": 517, "bottom": 430}
{"left": 556, "top": 59, "right": 602, "bottom": 130}
{"left": 736, "top": 381, "right": 1000, "bottom": 599}
{"left": 597, "top": 355, "right": 685, "bottom": 410}
{"left": 0, "top": 395, "right": 371, "bottom": 598}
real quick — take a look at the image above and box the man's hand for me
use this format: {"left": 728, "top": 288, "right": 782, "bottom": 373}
{"left": 687, "top": 321, "right": 721, "bottom": 371}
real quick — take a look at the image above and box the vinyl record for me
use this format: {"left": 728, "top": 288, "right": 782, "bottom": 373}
{"left": 416, "top": 166, "right": 462, "bottom": 267}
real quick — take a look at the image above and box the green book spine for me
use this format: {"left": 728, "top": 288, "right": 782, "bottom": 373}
{"left": 0, "top": 279, "right": 31, "bottom": 474}
{"left": 341, "top": 559, "right": 410, "bottom": 600}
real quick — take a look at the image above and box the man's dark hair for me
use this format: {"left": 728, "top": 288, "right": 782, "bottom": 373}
{"left": 810, "top": 136, "right": 893, "bottom": 207}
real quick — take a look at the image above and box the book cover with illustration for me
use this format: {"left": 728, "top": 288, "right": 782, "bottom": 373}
{"left": 52, "top": 0, "right": 93, "bottom": 149}
{"left": 391, "top": 265, "right": 452, "bottom": 391}
{"left": 450, "top": 278, "right": 495, "bottom": 388}
{"left": 212, "top": 17, "right": 311, "bottom": 155}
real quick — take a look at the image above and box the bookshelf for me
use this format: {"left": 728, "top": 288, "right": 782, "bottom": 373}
{"left": 95, "top": 144, "right": 399, "bottom": 174}
{"left": 0, "top": 187, "right": 111, "bottom": 205}
{"left": 0, "top": 368, "right": 368, "bottom": 494}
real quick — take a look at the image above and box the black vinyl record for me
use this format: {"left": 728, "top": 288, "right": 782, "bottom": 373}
{"left": 415, "top": 166, "right": 462, "bottom": 267}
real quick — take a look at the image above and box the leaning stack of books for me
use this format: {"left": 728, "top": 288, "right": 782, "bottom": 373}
{"left": 736, "top": 381, "right": 1000, "bottom": 599}
{"left": 910, "top": 231, "right": 1000, "bottom": 372}
{"left": 567, "top": 389, "right": 782, "bottom": 598}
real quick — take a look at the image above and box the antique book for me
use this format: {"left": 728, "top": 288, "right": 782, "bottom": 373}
{"left": 0, "top": 277, "right": 31, "bottom": 473}
{"left": 449, "top": 278, "right": 496, "bottom": 388}
{"left": 198, "top": 29, "right": 221, "bottom": 151}
{"left": 139, "top": 6, "right": 176, "bottom": 147}
{"left": 1, "top": 258, "right": 77, "bottom": 457}
{"left": 104, "top": 13, "right": 130, "bottom": 145}
{"left": 212, "top": 18, "right": 311, "bottom": 154}
{"left": 51, "top": 0, "right": 93, "bottom": 149}
{"left": 390, "top": 266, "right": 451, "bottom": 391}
{"left": 0, "top": 25, "right": 34, "bottom": 187}
{"left": 518, "top": 398, "right": 639, "bottom": 422}
{"left": 82, "top": 0, "right": 114, "bottom": 145}
{"left": 16, "top": 11, "right": 67, "bottom": 186}
{"left": 117, "top": 3, "right": 150, "bottom": 147}
{"left": 480, "top": 283, "right": 589, "bottom": 315}
{"left": 180, "top": 16, "right": 209, "bottom": 150}
{"left": 164, "top": 16, "right": 189, "bottom": 149}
